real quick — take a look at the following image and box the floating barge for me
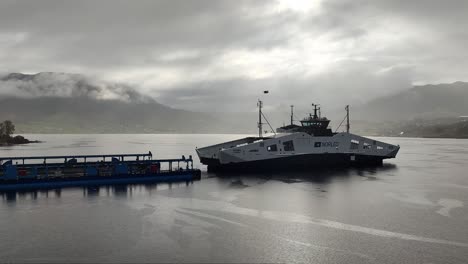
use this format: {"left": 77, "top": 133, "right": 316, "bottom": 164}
{"left": 0, "top": 153, "right": 201, "bottom": 191}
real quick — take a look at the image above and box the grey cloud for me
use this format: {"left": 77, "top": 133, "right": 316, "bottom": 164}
{"left": 0, "top": 72, "right": 149, "bottom": 102}
{"left": 304, "top": 1, "right": 370, "bottom": 40}
{"left": 156, "top": 60, "right": 412, "bottom": 113}
{"left": 1, "top": 0, "right": 468, "bottom": 112}
{"left": 306, "top": 0, "right": 468, "bottom": 38}
{"left": 300, "top": 0, "right": 468, "bottom": 84}
{"left": 0, "top": 0, "right": 297, "bottom": 70}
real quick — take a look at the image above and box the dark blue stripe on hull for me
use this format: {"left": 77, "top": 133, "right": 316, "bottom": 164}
{"left": 0, "top": 170, "right": 201, "bottom": 191}
{"left": 207, "top": 153, "right": 385, "bottom": 172}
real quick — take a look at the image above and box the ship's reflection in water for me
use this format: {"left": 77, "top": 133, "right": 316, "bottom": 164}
{"left": 209, "top": 163, "right": 398, "bottom": 184}
{"left": 0, "top": 164, "right": 397, "bottom": 203}
{"left": 1, "top": 134, "right": 468, "bottom": 263}
{"left": 1, "top": 188, "right": 62, "bottom": 203}
{"left": 0, "top": 180, "right": 197, "bottom": 202}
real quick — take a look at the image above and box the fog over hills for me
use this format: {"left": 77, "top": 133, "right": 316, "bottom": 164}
{"left": 2, "top": 0, "right": 468, "bottom": 137}
{"left": 0, "top": 72, "right": 467, "bottom": 135}
{"left": 0, "top": 72, "right": 149, "bottom": 102}
{"left": 346, "top": 82, "right": 468, "bottom": 138}
{"left": 0, "top": 72, "right": 223, "bottom": 133}
{"left": 353, "top": 81, "right": 468, "bottom": 121}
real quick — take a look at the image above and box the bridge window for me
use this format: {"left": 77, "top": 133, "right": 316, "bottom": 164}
{"left": 283, "top": 140, "right": 295, "bottom": 151}
{"left": 350, "top": 139, "right": 359, "bottom": 150}
{"left": 249, "top": 149, "right": 259, "bottom": 152}
{"left": 267, "top": 144, "right": 277, "bottom": 152}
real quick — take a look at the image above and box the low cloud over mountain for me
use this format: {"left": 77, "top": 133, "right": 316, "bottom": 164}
{"left": 1, "top": 72, "right": 467, "bottom": 134}
{"left": 0, "top": 72, "right": 220, "bottom": 133}
{"left": 353, "top": 81, "right": 468, "bottom": 121}
{"left": 2, "top": 1, "right": 468, "bottom": 112}
{"left": 0, "top": 72, "right": 149, "bottom": 102}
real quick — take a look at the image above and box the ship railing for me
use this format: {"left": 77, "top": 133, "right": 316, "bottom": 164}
{"left": 197, "top": 136, "right": 270, "bottom": 151}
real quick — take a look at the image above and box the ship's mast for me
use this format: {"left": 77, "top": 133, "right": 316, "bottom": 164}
{"left": 345, "top": 105, "right": 350, "bottom": 133}
{"left": 258, "top": 99, "right": 263, "bottom": 137}
{"left": 290, "top": 105, "right": 294, "bottom": 125}
{"left": 333, "top": 104, "right": 351, "bottom": 133}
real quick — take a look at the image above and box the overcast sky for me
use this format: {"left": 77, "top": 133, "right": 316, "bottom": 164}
{"left": 0, "top": 0, "right": 467, "bottom": 112}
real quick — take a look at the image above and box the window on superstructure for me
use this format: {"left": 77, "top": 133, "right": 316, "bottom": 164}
{"left": 350, "top": 139, "right": 359, "bottom": 150}
{"left": 267, "top": 144, "right": 277, "bottom": 152}
{"left": 283, "top": 140, "right": 295, "bottom": 151}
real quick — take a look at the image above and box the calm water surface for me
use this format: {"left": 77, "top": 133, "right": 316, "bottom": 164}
{"left": 0, "top": 134, "right": 467, "bottom": 263}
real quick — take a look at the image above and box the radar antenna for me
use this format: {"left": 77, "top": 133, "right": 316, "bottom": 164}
{"left": 311, "top": 103, "right": 320, "bottom": 119}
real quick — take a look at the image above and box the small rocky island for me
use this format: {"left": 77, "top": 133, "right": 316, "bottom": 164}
{"left": 0, "top": 120, "right": 38, "bottom": 145}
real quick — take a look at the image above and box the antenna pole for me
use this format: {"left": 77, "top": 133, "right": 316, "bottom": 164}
{"left": 312, "top": 103, "right": 320, "bottom": 119}
{"left": 290, "top": 105, "right": 294, "bottom": 125}
{"left": 345, "top": 105, "right": 350, "bottom": 133}
{"left": 258, "top": 100, "right": 263, "bottom": 138}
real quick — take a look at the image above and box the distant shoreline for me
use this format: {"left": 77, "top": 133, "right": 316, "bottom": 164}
{"left": 0, "top": 135, "right": 41, "bottom": 146}
{"left": 8, "top": 132, "right": 468, "bottom": 139}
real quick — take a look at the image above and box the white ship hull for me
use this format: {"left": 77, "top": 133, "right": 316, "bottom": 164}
{"left": 196, "top": 132, "right": 399, "bottom": 172}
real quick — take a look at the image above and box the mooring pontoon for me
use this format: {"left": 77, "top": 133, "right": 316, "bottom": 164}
{"left": 0, "top": 152, "right": 201, "bottom": 191}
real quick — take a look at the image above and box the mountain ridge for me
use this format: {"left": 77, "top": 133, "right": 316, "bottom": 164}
{"left": 1, "top": 72, "right": 468, "bottom": 135}
{"left": 0, "top": 72, "right": 227, "bottom": 133}
{"left": 352, "top": 81, "right": 468, "bottom": 121}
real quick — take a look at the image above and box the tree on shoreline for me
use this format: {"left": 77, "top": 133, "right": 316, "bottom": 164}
{"left": 0, "top": 120, "right": 15, "bottom": 139}
{"left": 0, "top": 120, "right": 34, "bottom": 144}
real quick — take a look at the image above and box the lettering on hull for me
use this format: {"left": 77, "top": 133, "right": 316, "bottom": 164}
{"left": 314, "top": 142, "right": 339, "bottom": 148}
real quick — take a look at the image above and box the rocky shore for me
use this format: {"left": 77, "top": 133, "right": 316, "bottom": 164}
{"left": 0, "top": 135, "right": 40, "bottom": 146}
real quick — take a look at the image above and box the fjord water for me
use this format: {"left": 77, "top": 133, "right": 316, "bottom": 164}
{"left": 0, "top": 134, "right": 467, "bottom": 263}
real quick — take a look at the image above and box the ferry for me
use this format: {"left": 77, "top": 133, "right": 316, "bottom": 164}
{"left": 196, "top": 102, "right": 400, "bottom": 172}
{"left": 0, "top": 153, "right": 201, "bottom": 191}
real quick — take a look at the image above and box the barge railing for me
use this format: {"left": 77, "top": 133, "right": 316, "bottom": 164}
{"left": 0, "top": 153, "right": 195, "bottom": 180}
